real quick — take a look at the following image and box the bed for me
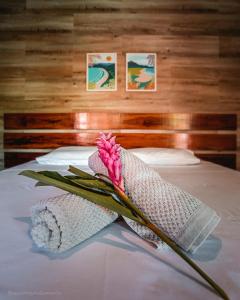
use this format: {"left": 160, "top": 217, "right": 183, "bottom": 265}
{"left": 1, "top": 113, "right": 239, "bottom": 300}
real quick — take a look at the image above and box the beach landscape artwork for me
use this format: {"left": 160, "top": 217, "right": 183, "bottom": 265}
{"left": 126, "top": 53, "right": 157, "bottom": 91}
{"left": 87, "top": 53, "right": 117, "bottom": 91}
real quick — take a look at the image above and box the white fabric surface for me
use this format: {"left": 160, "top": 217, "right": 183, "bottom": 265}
{"left": 129, "top": 148, "right": 200, "bottom": 165}
{"left": 0, "top": 161, "right": 240, "bottom": 300}
{"left": 36, "top": 146, "right": 97, "bottom": 165}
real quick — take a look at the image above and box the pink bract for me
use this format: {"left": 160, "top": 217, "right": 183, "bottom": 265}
{"left": 97, "top": 132, "right": 125, "bottom": 192}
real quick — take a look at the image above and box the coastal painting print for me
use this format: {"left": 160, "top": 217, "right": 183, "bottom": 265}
{"left": 126, "top": 53, "right": 157, "bottom": 91}
{"left": 87, "top": 53, "right": 117, "bottom": 91}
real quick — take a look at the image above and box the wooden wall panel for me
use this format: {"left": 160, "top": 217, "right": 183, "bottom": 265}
{"left": 4, "top": 132, "right": 236, "bottom": 151}
{"left": 0, "top": 0, "right": 240, "bottom": 170}
{"left": 4, "top": 112, "right": 237, "bottom": 169}
{"left": 26, "top": 1, "right": 220, "bottom": 13}
{"left": 4, "top": 113, "right": 237, "bottom": 130}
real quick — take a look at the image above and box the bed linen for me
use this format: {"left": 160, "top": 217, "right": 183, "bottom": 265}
{"left": 0, "top": 160, "right": 239, "bottom": 300}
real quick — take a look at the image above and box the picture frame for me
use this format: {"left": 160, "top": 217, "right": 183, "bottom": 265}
{"left": 86, "top": 53, "right": 117, "bottom": 91}
{"left": 126, "top": 53, "right": 157, "bottom": 92}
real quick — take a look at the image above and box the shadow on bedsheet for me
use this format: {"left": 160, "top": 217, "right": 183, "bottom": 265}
{"left": 15, "top": 217, "right": 221, "bottom": 263}
{"left": 15, "top": 217, "right": 222, "bottom": 297}
{"left": 188, "top": 235, "right": 222, "bottom": 262}
{"left": 15, "top": 217, "right": 221, "bottom": 260}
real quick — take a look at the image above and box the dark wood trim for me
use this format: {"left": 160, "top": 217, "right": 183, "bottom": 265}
{"left": 196, "top": 153, "right": 236, "bottom": 169}
{"left": 4, "top": 113, "right": 237, "bottom": 130}
{"left": 4, "top": 132, "right": 236, "bottom": 151}
{"left": 120, "top": 113, "right": 237, "bottom": 130}
{"left": 4, "top": 152, "right": 45, "bottom": 168}
{"left": 3, "top": 113, "right": 237, "bottom": 169}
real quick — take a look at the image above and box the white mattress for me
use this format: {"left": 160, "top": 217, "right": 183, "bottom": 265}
{"left": 0, "top": 160, "right": 240, "bottom": 300}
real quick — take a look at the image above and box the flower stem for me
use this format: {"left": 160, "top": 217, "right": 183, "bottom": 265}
{"left": 115, "top": 188, "right": 229, "bottom": 300}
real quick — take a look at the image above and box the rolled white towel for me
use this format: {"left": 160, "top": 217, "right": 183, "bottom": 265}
{"left": 89, "top": 148, "right": 220, "bottom": 253}
{"left": 31, "top": 193, "right": 117, "bottom": 253}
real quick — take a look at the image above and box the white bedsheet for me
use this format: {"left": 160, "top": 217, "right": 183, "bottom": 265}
{"left": 0, "top": 161, "right": 239, "bottom": 300}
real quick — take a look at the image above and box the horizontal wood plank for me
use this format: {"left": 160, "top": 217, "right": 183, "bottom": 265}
{"left": 26, "top": 0, "right": 219, "bottom": 13}
{"left": 4, "top": 113, "right": 121, "bottom": 130}
{"left": 4, "top": 132, "right": 237, "bottom": 151}
{"left": 120, "top": 113, "right": 237, "bottom": 130}
{"left": 4, "top": 113, "right": 237, "bottom": 130}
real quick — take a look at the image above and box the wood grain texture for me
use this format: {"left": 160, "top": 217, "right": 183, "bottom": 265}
{"left": 4, "top": 132, "right": 236, "bottom": 151}
{"left": 119, "top": 113, "right": 237, "bottom": 130}
{"left": 4, "top": 113, "right": 121, "bottom": 130}
{"left": 26, "top": 1, "right": 220, "bottom": 13}
{"left": 0, "top": 0, "right": 240, "bottom": 170}
{"left": 4, "top": 113, "right": 237, "bottom": 130}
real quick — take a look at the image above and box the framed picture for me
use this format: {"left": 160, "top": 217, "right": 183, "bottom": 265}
{"left": 126, "top": 53, "right": 157, "bottom": 91}
{"left": 86, "top": 53, "right": 117, "bottom": 91}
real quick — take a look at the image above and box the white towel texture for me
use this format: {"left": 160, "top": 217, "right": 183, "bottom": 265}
{"left": 89, "top": 148, "right": 220, "bottom": 253}
{"left": 31, "top": 193, "right": 117, "bottom": 253}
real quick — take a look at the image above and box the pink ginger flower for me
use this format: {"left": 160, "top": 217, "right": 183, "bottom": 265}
{"left": 97, "top": 132, "right": 124, "bottom": 192}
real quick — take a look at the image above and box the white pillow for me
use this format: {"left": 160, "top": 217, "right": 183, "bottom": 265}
{"left": 129, "top": 148, "right": 200, "bottom": 165}
{"left": 36, "top": 146, "right": 97, "bottom": 165}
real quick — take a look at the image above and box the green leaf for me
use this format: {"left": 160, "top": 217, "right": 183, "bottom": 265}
{"left": 70, "top": 179, "right": 127, "bottom": 206}
{"left": 35, "top": 172, "right": 119, "bottom": 200}
{"left": 68, "top": 166, "right": 96, "bottom": 180}
{"left": 72, "top": 179, "right": 115, "bottom": 193}
{"left": 36, "top": 171, "right": 111, "bottom": 196}
{"left": 71, "top": 179, "right": 113, "bottom": 196}
{"left": 38, "top": 171, "right": 76, "bottom": 185}
{"left": 19, "top": 170, "right": 145, "bottom": 225}
{"left": 64, "top": 175, "right": 84, "bottom": 180}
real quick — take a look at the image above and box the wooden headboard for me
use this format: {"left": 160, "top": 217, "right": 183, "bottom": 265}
{"left": 4, "top": 112, "right": 237, "bottom": 169}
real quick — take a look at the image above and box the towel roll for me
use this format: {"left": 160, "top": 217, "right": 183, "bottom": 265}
{"left": 31, "top": 193, "right": 117, "bottom": 253}
{"left": 89, "top": 148, "right": 220, "bottom": 253}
